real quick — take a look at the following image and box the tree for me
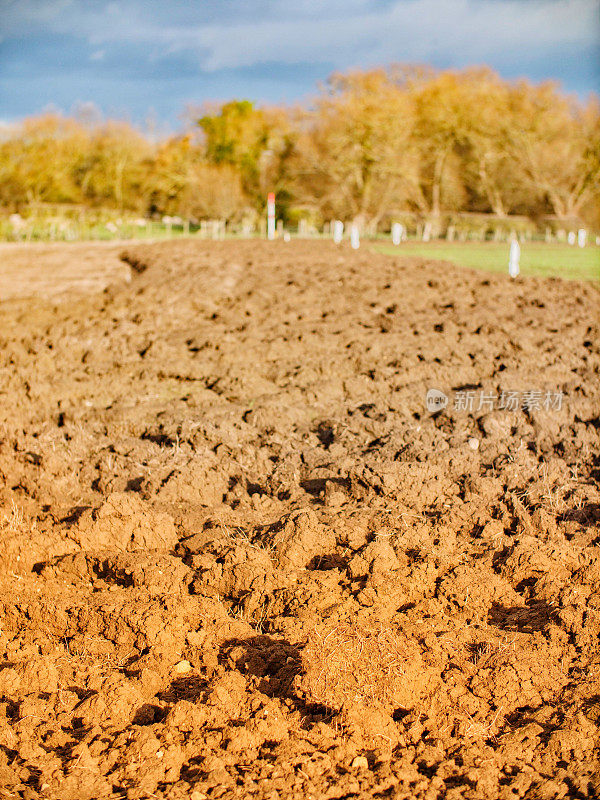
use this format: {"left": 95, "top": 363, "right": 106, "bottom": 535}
{"left": 289, "top": 69, "right": 418, "bottom": 229}
{"left": 407, "top": 69, "right": 476, "bottom": 225}
{"left": 75, "top": 121, "right": 150, "bottom": 211}
{"left": 145, "top": 136, "right": 246, "bottom": 222}
{"left": 144, "top": 135, "right": 197, "bottom": 216}
{"left": 506, "top": 82, "right": 600, "bottom": 220}
{"left": 183, "top": 163, "right": 247, "bottom": 222}
{"left": 455, "top": 70, "right": 528, "bottom": 217}
{"left": 197, "top": 100, "right": 270, "bottom": 204}
{"left": 0, "top": 114, "right": 86, "bottom": 209}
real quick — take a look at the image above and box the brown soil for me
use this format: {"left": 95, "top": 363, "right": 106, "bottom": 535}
{"left": 0, "top": 242, "right": 128, "bottom": 302}
{"left": 0, "top": 239, "right": 599, "bottom": 800}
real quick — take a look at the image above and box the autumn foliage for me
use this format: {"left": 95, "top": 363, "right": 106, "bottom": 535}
{"left": 1, "top": 66, "right": 598, "bottom": 230}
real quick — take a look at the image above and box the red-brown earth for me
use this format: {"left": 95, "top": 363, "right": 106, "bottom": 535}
{"left": 0, "top": 239, "right": 598, "bottom": 799}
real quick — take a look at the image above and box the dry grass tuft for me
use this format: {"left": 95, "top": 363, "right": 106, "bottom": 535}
{"left": 299, "top": 622, "right": 436, "bottom": 714}
{"left": 1, "top": 499, "right": 25, "bottom": 532}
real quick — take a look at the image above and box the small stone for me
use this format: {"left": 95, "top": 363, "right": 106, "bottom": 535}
{"left": 191, "top": 792, "right": 207, "bottom": 800}
{"left": 324, "top": 488, "right": 346, "bottom": 508}
{"left": 351, "top": 755, "right": 369, "bottom": 770}
{"left": 174, "top": 660, "right": 192, "bottom": 674}
{"left": 468, "top": 437, "right": 480, "bottom": 451}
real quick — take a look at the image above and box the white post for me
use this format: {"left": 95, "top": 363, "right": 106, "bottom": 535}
{"left": 422, "top": 221, "right": 432, "bottom": 242}
{"left": 350, "top": 224, "right": 360, "bottom": 250}
{"left": 577, "top": 228, "right": 587, "bottom": 248}
{"left": 333, "top": 220, "right": 344, "bottom": 244}
{"left": 267, "top": 192, "right": 275, "bottom": 240}
{"left": 509, "top": 239, "right": 520, "bottom": 278}
{"left": 567, "top": 231, "right": 576, "bottom": 245}
{"left": 392, "top": 222, "right": 403, "bottom": 246}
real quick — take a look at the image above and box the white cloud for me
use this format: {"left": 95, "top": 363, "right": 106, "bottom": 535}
{"left": 94, "top": 1, "right": 599, "bottom": 72}
{"left": 1, "top": 0, "right": 76, "bottom": 29}
{"left": 1, "top": 0, "right": 597, "bottom": 75}
{"left": 184, "top": 0, "right": 599, "bottom": 71}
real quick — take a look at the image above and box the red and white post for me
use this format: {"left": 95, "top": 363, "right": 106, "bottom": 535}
{"left": 267, "top": 192, "right": 275, "bottom": 240}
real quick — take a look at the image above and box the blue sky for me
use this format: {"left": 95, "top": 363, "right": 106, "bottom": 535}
{"left": 1, "top": 0, "right": 598, "bottom": 130}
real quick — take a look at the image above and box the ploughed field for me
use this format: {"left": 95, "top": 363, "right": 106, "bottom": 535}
{"left": 0, "top": 240, "right": 599, "bottom": 800}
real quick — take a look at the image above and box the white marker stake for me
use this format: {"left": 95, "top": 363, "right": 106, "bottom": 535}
{"left": 267, "top": 192, "right": 275, "bottom": 240}
{"left": 333, "top": 220, "right": 344, "bottom": 244}
{"left": 578, "top": 228, "right": 587, "bottom": 248}
{"left": 350, "top": 224, "right": 360, "bottom": 250}
{"left": 392, "top": 222, "right": 403, "bottom": 246}
{"left": 422, "top": 221, "right": 432, "bottom": 242}
{"left": 508, "top": 239, "right": 520, "bottom": 278}
{"left": 567, "top": 231, "right": 576, "bottom": 245}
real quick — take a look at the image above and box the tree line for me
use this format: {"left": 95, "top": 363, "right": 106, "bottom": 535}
{"left": 1, "top": 66, "right": 599, "bottom": 232}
